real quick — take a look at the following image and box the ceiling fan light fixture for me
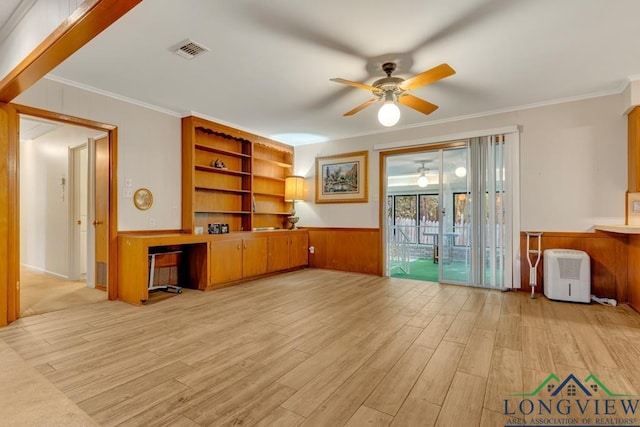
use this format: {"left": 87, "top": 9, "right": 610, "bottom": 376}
{"left": 417, "top": 173, "right": 429, "bottom": 188}
{"left": 378, "top": 92, "right": 400, "bottom": 127}
{"left": 417, "top": 161, "right": 429, "bottom": 187}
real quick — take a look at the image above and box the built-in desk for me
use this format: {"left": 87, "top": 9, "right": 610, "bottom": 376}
{"left": 117, "top": 233, "right": 209, "bottom": 305}
{"left": 594, "top": 225, "right": 640, "bottom": 234}
{"left": 117, "top": 229, "right": 309, "bottom": 305}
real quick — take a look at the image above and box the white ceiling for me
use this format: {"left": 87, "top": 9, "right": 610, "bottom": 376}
{"left": 42, "top": 0, "right": 640, "bottom": 146}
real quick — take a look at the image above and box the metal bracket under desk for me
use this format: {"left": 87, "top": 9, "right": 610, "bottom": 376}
{"left": 148, "top": 250, "right": 183, "bottom": 294}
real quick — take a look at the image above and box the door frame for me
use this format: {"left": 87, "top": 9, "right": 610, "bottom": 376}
{"left": 15, "top": 104, "right": 119, "bottom": 305}
{"left": 379, "top": 141, "right": 467, "bottom": 280}
{"left": 0, "top": 0, "right": 139, "bottom": 326}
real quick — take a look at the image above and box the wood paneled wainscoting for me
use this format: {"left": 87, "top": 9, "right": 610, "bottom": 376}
{"left": 307, "top": 228, "right": 381, "bottom": 276}
{"left": 519, "top": 231, "right": 628, "bottom": 301}
{"left": 627, "top": 234, "right": 640, "bottom": 312}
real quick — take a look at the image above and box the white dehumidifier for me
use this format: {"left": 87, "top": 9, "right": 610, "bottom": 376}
{"left": 543, "top": 249, "right": 591, "bottom": 303}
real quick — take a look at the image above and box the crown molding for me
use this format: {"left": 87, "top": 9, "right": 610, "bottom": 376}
{"left": 43, "top": 74, "right": 182, "bottom": 117}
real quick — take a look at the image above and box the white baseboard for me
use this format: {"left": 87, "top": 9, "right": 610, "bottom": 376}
{"left": 20, "top": 264, "right": 69, "bottom": 280}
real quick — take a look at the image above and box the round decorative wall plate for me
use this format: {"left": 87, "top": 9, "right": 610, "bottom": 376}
{"left": 133, "top": 188, "right": 153, "bottom": 210}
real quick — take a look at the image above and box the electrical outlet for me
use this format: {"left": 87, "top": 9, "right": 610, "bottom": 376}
{"left": 124, "top": 188, "right": 133, "bottom": 198}
{"left": 125, "top": 177, "right": 133, "bottom": 188}
{"left": 309, "top": 246, "right": 315, "bottom": 253}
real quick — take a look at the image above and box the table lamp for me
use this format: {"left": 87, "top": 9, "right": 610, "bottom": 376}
{"left": 284, "top": 176, "right": 305, "bottom": 229}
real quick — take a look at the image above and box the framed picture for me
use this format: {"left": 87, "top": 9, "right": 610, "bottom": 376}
{"left": 315, "top": 151, "right": 368, "bottom": 203}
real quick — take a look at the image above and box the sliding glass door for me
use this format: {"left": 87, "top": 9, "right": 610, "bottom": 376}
{"left": 384, "top": 135, "right": 512, "bottom": 288}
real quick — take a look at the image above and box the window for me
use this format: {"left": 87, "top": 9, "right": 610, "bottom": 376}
{"left": 388, "top": 194, "right": 437, "bottom": 245}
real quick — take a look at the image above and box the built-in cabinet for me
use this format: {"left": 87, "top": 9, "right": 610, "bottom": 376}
{"left": 182, "top": 116, "right": 294, "bottom": 233}
{"left": 209, "top": 238, "right": 243, "bottom": 285}
{"left": 210, "top": 232, "right": 307, "bottom": 288}
{"left": 269, "top": 233, "right": 309, "bottom": 272}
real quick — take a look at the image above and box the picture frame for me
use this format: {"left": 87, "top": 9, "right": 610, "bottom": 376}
{"left": 315, "top": 151, "right": 368, "bottom": 203}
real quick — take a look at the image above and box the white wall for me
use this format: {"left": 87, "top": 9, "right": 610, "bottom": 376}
{"left": 20, "top": 123, "right": 99, "bottom": 277}
{"left": 15, "top": 79, "right": 627, "bottom": 233}
{"left": 294, "top": 94, "right": 627, "bottom": 232}
{"left": 0, "top": 0, "right": 83, "bottom": 80}
{"left": 15, "top": 78, "right": 182, "bottom": 231}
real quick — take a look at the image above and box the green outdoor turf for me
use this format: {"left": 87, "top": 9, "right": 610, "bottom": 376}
{"left": 390, "top": 258, "right": 470, "bottom": 283}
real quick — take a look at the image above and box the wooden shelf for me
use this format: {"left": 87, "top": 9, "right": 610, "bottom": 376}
{"left": 195, "top": 210, "right": 251, "bottom": 215}
{"left": 253, "top": 174, "right": 285, "bottom": 182}
{"left": 195, "top": 165, "right": 250, "bottom": 176}
{"left": 253, "top": 191, "right": 285, "bottom": 198}
{"left": 195, "top": 187, "right": 250, "bottom": 194}
{"left": 195, "top": 144, "right": 251, "bottom": 158}
{"left": 253, "top": 156, "right": 292, "bottom": 168}
{"left": 254, "top": 211, "right": 290, "bottom": 215}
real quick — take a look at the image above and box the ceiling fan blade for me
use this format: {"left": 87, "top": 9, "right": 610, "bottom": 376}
{"left": 399, "top": 63, "right": 455, "bottom": 91}
{"left": 330, "top": 78, "right": 378, "bottom": 92}
{"left": 398, "top": 94, "right": 439, "bottom": 115}
{"left": 343, "top": 98, "right": 378, "bottom": 116}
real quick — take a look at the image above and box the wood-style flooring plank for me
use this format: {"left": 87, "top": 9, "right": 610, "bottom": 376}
{"left": 434, "top": 372, "right": 486, "bottom": 427}
{"left": 344, "top": 406, "right": 393, "bottom": 427}
{"left": 364, "top": 344, "right": 434, "bottom": 416}
{"left": 301, "top": 366, "right": 386, "bottom": 427}
{"left": 442, "top": 310, "right": 479, "bottom": 344}
{"left": 254, "top": 406, "right": 306, "bottom": 427}
{"left": 457, "top": 328, "right": 496, "bottom": 378}
{"left": 483, "top": 346, "right": 523, "bottom": 413}
{"left": 413, "top": 313, "right": 456, "bottom": 349}
{"left": 2, "top": 270, "right": 640, "bottom": 427}
{"left": 405, "top": 339, "right": 464, "bottom": 406}
{"left": 365, "top": 325, "right": 423, "bottom": 372}
{"left": 391, "top": 398, "right": 440, "bottom": 427}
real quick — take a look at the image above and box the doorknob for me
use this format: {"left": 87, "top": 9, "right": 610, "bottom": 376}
{"left": 77, "top": 220, "right": 81, "bottom": 225}
{"left": 92, "top": 220, "right": 103, "bottom": 226}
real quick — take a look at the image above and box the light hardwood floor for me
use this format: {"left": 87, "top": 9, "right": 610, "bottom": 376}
{"left": 1, "top": 269, "right": 640, "bottom": 426}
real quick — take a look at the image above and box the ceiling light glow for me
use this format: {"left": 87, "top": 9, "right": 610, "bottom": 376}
{"left": 455, "top": 166, "right": 467, "bottom": 177}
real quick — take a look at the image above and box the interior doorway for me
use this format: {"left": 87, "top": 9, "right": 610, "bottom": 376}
{"left": 18, "top": 114, "right": 110, "bottom": 316}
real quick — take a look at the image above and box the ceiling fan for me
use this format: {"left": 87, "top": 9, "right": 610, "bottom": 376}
{"left": 330, "top": 62, "right": 455, "bottom": 127}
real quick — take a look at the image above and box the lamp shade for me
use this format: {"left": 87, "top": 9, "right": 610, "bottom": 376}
{"left": 284, "top": 176, "right": 305, "bottom": 201}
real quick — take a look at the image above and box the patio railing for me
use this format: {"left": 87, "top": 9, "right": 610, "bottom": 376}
{"left": 388, "top": 225, "right": 411, "bottom": 274}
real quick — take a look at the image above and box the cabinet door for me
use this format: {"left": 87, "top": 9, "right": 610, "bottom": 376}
{"left": 210, "top": 239, "right": 242, "bottom": 285}
{"left": 289, "top": 233, "right": 309, "bottom": 268}
{"left": 243, "top": 237, "right": 268, "bottom": 277}
{"left": 268, "top": 235, "right": 291, "bottom": 272}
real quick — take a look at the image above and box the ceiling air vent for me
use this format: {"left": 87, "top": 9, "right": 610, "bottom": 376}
{"left": 172, "top": 39, "right": 209, "bottom": 59}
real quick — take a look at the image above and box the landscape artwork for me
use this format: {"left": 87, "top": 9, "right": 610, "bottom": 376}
{"left": 315, "top": 151, "right": 368, "bottom": 203}
{"left": 322, "top": 161, "right": 359, "bottom": 194}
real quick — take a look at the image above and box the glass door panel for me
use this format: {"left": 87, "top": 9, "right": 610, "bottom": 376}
{"left": 440, "top": 147, "right": 470, "bottom": 284}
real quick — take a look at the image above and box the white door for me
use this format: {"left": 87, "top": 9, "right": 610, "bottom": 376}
{"left": 69, "top": 143, "right": 88, "bottom": 280}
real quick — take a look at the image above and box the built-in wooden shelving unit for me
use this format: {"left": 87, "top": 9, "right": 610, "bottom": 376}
{"left": 182, "top": 116, "right": 294, "bottom": 233}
